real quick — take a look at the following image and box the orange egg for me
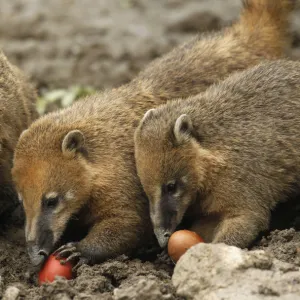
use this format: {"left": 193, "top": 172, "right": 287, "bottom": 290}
{"left": 168, "top": 230, "right": 204, "bottom": 262}
{"left": 38, "top": 254, "right": 73, "bottom": 285}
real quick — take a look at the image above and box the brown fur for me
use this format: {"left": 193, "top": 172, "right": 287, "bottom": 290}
{"left": 135, "top": 60, "right": 300, "bottom": 248}
{"left": 12, "top": 0, "right": 295, "bottom": 266}
{"left": 0, "top": 51, "right": 37, "bottom": 215}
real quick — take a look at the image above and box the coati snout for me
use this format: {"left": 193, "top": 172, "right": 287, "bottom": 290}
{"left": 151, "top": 182, "right": 197, "bottom": 247}
{"left": 151, "top": 184, "right": 178, "bottom": 247}
{"left": 25, "top": 193, "right": 63, "bottom": 266}
{"left": 27, "top": 234, "right": 53, "bottom": 266}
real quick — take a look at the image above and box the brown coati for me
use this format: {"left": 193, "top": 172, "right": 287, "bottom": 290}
{"left": 12, "top": 0, "right": 295, "bottom": 267}
{"left": 0, "top": 50, "right": 37, "bottom": 218}
{"left": 134, "top": 60, "right": 300, "bottom": 248}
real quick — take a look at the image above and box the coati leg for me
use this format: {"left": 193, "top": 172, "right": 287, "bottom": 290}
{"left": 212, "top": 210, "right": 270, "bottom": 248}
{"left": 188, "top": 215, "right": 221, "bottom": 243}
{"left": 56, "top": 215, "right": 143, "bottom": 268}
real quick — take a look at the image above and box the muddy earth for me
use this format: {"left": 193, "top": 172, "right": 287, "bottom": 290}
{"left": 1, "top": 0, "right": 300, "bottom": 299}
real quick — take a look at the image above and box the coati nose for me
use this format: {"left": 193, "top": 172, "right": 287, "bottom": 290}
{"left": 27, "top": 242, "right": 48, "bottom": 266}
{"left": 154, "top": 228, "right": 172, "bottom": 248}
{"left": 164, "top": 232, "right": 171, "bottom": 238}
{"left": 38, "top": 249, "right": 49, "bottom": 257}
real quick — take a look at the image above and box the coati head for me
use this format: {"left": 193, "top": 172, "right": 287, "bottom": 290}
{"left": 134, "top": 107, "right": 223, "bottom": 248}
{"left": 12, "top": 124, "right": 92, "bottom": 266}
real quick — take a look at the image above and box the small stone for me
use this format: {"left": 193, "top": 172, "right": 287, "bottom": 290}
{"left": 3, "top": 286, "right": 20, "bottom": 300}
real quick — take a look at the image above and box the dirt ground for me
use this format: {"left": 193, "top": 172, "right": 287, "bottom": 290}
{"left": 1, "top": 0, "right": 300, "bottom": 299}
{"left": 0, "top": 226, "right": 178, "bottom": 299}
{"left": 1, "top": 213, "right": 300, "bottom": 299}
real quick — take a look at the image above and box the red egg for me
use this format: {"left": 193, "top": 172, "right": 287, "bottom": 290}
{"left": 38, "top": 254, "right": 73, "bottom": 285}
{"left": 168, "top": 230, "right": 204, "bottom": 262}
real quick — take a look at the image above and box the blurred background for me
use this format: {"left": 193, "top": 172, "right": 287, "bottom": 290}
{"left": 0, "top": 0, "right": 300, "bottom": 112}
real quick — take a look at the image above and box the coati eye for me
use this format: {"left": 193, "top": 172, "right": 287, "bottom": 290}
{"left": 166, "top": 182, "right": 177, "bottom": 194}
{"left": 162, "top": 182, "right": 178, "bottom": 196}
{"left": 43, "top": 196, "right": 60, "bottom": 208}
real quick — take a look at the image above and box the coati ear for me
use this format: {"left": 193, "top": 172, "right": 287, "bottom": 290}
{"left": 19, "top": 129, "right": 28, "bottom": 140}
{"left": 62, "top": 130, "right": 85, "bottom": 158}
{"left": 141, "top": 109, "right": 156, "bottom": 125}
{"left": 174, "top": 114, "right": 193, "bottom": 144}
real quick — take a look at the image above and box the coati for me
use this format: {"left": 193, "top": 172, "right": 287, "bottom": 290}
{"left": 0, "top": 50, "right": 37, "bottom": 217}
{"left": 12, "top": 0, "right": 295, "bottom": 267}
{"left": 134, "top": 60, "right": 300, "bottom": 248}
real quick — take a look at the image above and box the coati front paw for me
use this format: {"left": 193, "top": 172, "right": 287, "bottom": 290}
{"left": 159, "top": 249, "right": 171, "bottom": 262}
{"left": 54, "top": 242, "right": 89, "bottom": 271}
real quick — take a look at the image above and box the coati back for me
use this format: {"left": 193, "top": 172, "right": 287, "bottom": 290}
{"left": 135, "top": 60, "right": 300, "bottom": 248}
{"left": 0, "top": 51, "right": 37, "bottom": 217}
{"left": 12, "top": 0, "right": 295, "bottom": 267}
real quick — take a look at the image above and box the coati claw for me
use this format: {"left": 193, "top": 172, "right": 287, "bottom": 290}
{"left": 57, "top": 246, "right": 77, "bottom": 258}
{"left": 54, "top": 242, "right": 81, "bottom": 264}
{"left": 158, "top": 249, "right": 173, "bottom": 264}
{"left": 65, "top": 252, "right": 82, "bottom": 263}
{"left": 73, "top": 257, "right": 89, "bottom": 272}
{"left": 54, "top": 242, "right": 76, "bottom": 255}
{"left": 53, "top": 243, "right": 89, "bottom": 270}
{"left": 160, "top": 249, "right": 170, "bottom": 260}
